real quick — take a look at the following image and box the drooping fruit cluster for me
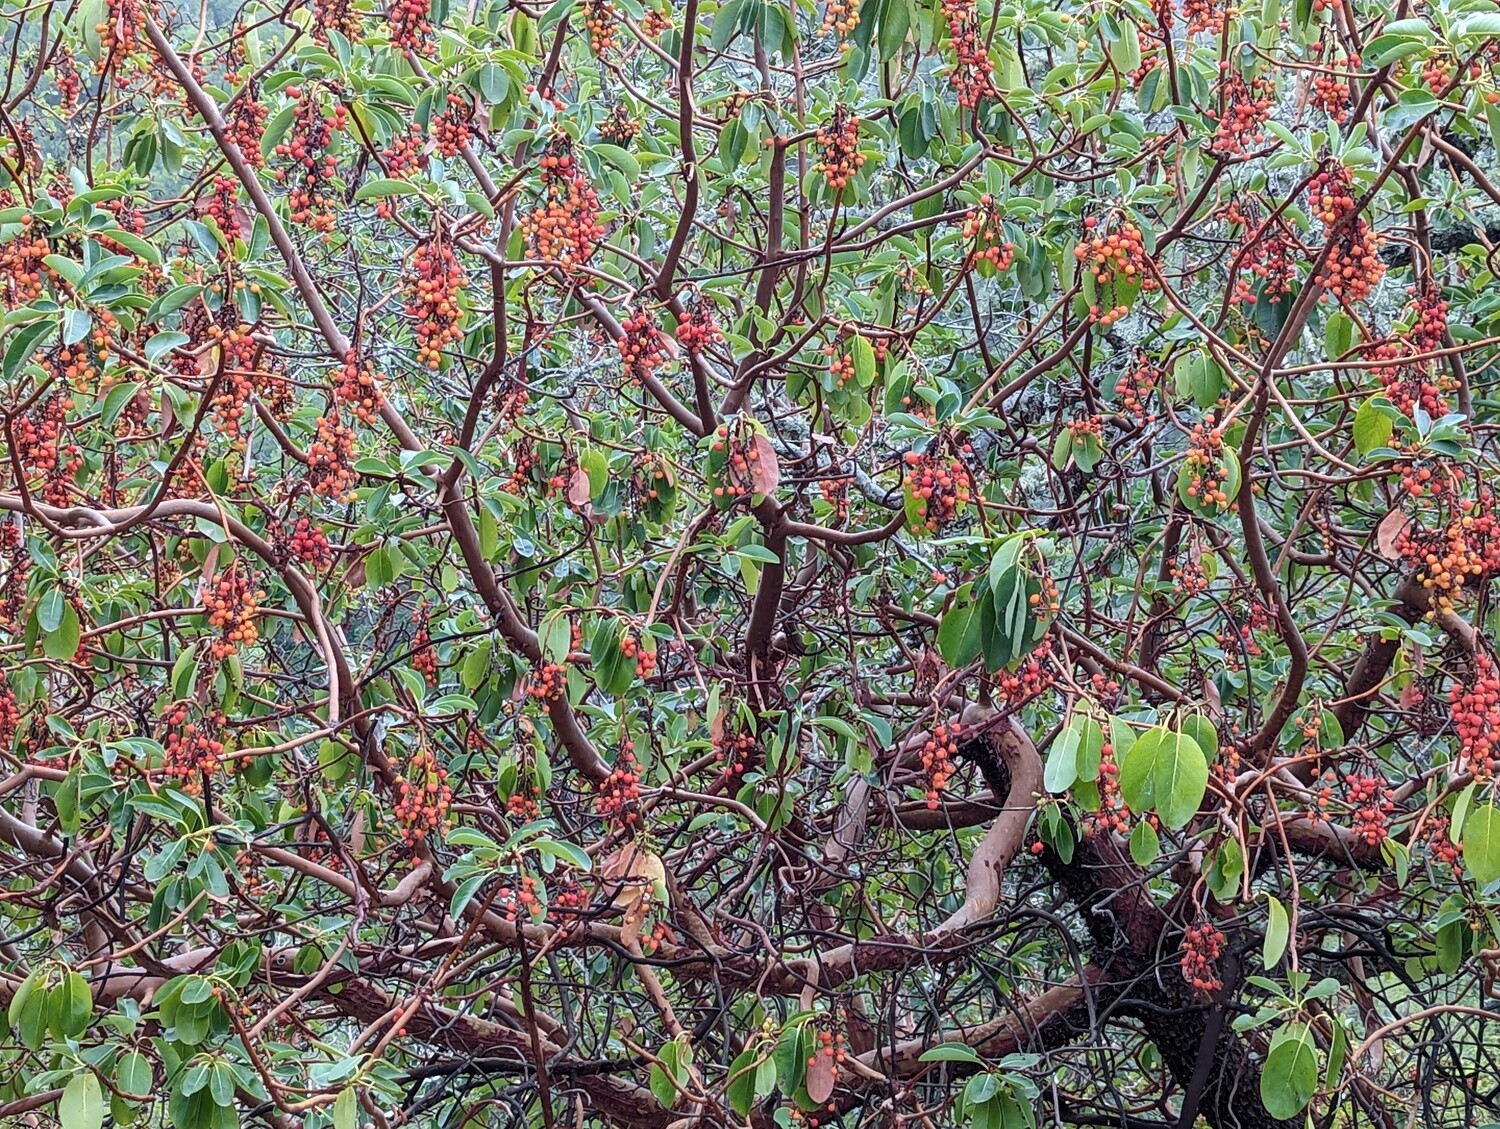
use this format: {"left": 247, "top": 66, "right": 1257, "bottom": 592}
{"left": 709, "top": 418, "right": 776, "bottom": 503}
{"left": 15, "top": 395, "right": 84, "bottom": 507}
{"left": 336, "top": 349, "right": 385, "bottom": 423}
{"left": 617, "top": 309, "right": 669, "bottom": 385}
{"left": 1369, "top": 287, "right": 1456, "bottom": 419}
{"left": 411, "top": 606, "right": 438, "bottom": 685}
{"left": 0, "top": 524, "right": 30, "bottom": 631}
{"left": 1308, "top": 161, "right": 1384, "bottom": 302}
{"left": 1450, "top": 651, "right": 1500, "bottom": 778}
{"left": 599, "top": 104, "right": 642, "bottom": 145}
{"left": 918, "top": 722, "right": 962, "bottom": 810}
{"left": 1346, "top": 773, "right": 1396, "bottom": 846}
{"left": 286, "top": 516, "right": 333, "bottom": 569}
{"left": 1392, "top": 489, "right": 1500, "bottom": 614}
{"left": 204, "top": 564, "right": 264, "bottom": 660}
{"left": 388, "top": 0, "right": 433, "bottom": 52}
{"left": 1086, "top": 739, "right": 1129, "bottom": 835}
{"left": 381, "top": 122, "right": 428, "bottom": 177}
{"left": 1311, "top": 60, "right": 1352, "bottom": 123}
{"left": 901, "top": 450, "right": 973, "bottom": 533}
{"left": 585, "top": 0, "right": 618, "bottom": 54}
{"left": 714, "top": 725, "right": 760, "bottom": 785}
{"left": 161, "top": 704, "right": 228, "bottom": 792}
{"left": 1234, "top": 217, "right": 1297, "bottom": 307}
{"left": 940, "top": 0, "right": 999, "bottom": 108}
{"left": 824, "top": 343, "right": 856, "bottom": 389}
{"left": 0, "top": 680, "right": 19, "bottom": 750}
{"left": 1181, "top": 0, "right": 1223, "bottom": 36}
{"left": 818, "top": 477, "right": 850, "bottom": 523}
{"left": 815, "top": 106, "right": 864, "bottom": 190}
{"left": 528, "top": 661, "right": 567, "bottom": 701}
{"left": 1183, "top": 412, "right": 1235, "bottom": 513}
{"left": 201, "top": 175, "right": 245, "bottom": 243}
{"left": 596, "top": 740, "right": 642, "bottom": 828}
{"left": 314, "top": 0, "right": 364, "bottom": 43}
{"left": 997, "top": 637, "right": 1057, "bottom": 704}
{"left": 1, "top": 231, "right": 50, "bottom": 308}
{"left": 1426, "top": 812, "right": 1463, "bottom": 877}
{"left": 405, "top": 233, "right": 465, "bottom": 369}
{"left": 961, "top": 196, "right": 1015, "bottom": 270}
{"left": 307, "top": 413, "right": 358, "bottom": 501}
{"left": 619, "top": 629, "right": 656, "bottom": 679}
{"left": 1181, "top": 920, "right": 1226, "bottom": 992}
{"left": 674, "top": 301, "right": 722, "bottom": 355}
{"left": 1075, "top": 216, "right": 1154, "bottom": 325}
{"left": 1169, "top": 543, "right": 1209, "bottom": 595}
{"left": 1114, "top": 357, "right": 1160, "bottom": 422}
{"left": 393, "top": 746, "right": 452, "bottom": 844}
{"left": 521, "top": 141, "right": 607, "bottom": 270}
{"left": 96, "top": 0, "right": 146, "bottom": 71}
{"left": 227, "top": 89, "right": 270, "bottom": 166}
{"left": 53, "top": 47, "right": 82, "bottom": 111}
{"left": 1217, "top": 596, "right": 1271, "bottom": 671}
{"left": 820, "top": 0, "right": 859, "bottom": 38}
{"left": 1207, "top": 73, "right": 1274, "bottom": 157}
{"left": 431, "top": 94, "right": 472, "bottom": 158}
{"left": 272, "top": 86, "right": 345, "bottom": 234}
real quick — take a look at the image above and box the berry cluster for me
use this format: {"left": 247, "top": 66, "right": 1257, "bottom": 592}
{"left": 1234, "top": 218, "right": 1297, "bottom": 307}
{"left": 1181, "top": 921, "right": 1226, "bottom": 992}
{"left": 599, "top": 104, "right": 642, "bottom": 146}
{"left": 201, "top": 175, "right": 245, "bottom": 243}
{"left": 596, "top": 740, "right": 642, "bottom": 828}
{"left": 918, "top": 722, "right": 962, "bottom": 810}
{"left": 996, "top": 637, "right": 1057, "bottom": 703}
{"left": 286, "top": 516, "right": 333, "bottom": 569}
{"left": 307, "top": 413, "right": 358, "bottom": 501}
{"left": 617, "top": 309, "right": 669, "bottom": 384}
{"left": 393, "top": 747, "right": 452, "bottom": 844}
{"left": 388, "top": 0, "right": 433, "bottom": 52}
{"left": 272, "top": 87, "right": 345, "bottom": 234}
{"left": 521, "top": 142, "right": 607, "bottom": 270}
{"left": 674, "top": 301, "right": 722, "bottom": 355}
{"left": 432, "top": 94, "right": 472, "bottom": 158}
{"left": 825, "top": 345, "right": 856, "bottom": 389}
{"left": 1169, "top": 545, "right": 1209, "bottom": 595}
{"left": 709, "top": 418, "right": 775, "bottom": 503}
{"left": 1, "top": 230, "right": 50, "bottom": 308}
{"left": 1311, "top": 61, "right": 1352, "bottom": 123}
{"left": 96, "top": 0, "right": 146, "bottom": 71}
{"left": 1114, "top": 357, "right": 1160, "bottom": 422}
{"left": 815, "top": 106, "right": 864, "bottom": 190}
{"left": 205, "top": 565, "right": 263, "bottom": 660}
{"left": 1370, "top": 287, "right": 1455, "bottom": 419}
{"left": 821, "top": 0, "right": 859, "bottom": 37}
{"left": 714, "top": 725, "right": 760, "bottom": 784}
{"left": 314, "top": 0, "right": 363, "bottom": 43}
{"left": 1183, "top": 412, "right": 1235, "bottom": 513}
{"left": 1075, "top": 217, "right": 1154, "bottom": 325}
{"left": 53, "top": 47, "right": 82, "bottom": 111}
{"left": 16, "top": 395, "right": 84, "bottom": 507}
{"left": 161, "top": 704, "right": 228, "bottom": 791}
{"left": 493, "top": 874, "right": 543, "bottom": 923}
{"left": 1392, "top": 491, "right": 1500, "bottom": 615}
{"left": 819, "top": 477, "right": 850, "bottom": 523}
{"left": 940, "top": 0, "right": 999, "bottom": 108}
{"left": 0, "top": 524, "right": 30, "bottom": 631}
{"left": 1308, "top": 162, "right": 1384, "bottom": 302}
{"left": 336, "top": 349, "right": 385, "bottom": 423}
{"left": 411, "top": 607, "right": 438, "bottom": 685}
{"left": 619, "top": 630, "right": 656, "bottom": 679}
{"left": 1207, "top": 73, "right": 1273, "bottom": 157}
{"left": 228, "top": 90, "right": 269, "bottom": 167}
{"left": 528, "top": 661, "right": 567, "bottom": 701}
{"left": 1346, "top": 773, "right": 1396, "bottom": 846}
{"left": 1181, "top": 0, "right": 1223, "bottom": 35}
{"left": 586, "top": 0, "right": 618, "bottom": 54}
{"left": 1087, "top": 739, "right": 1130, "bottom": 835}
{"left": 406, "top": 235, "right": 465, "bottom": 370}
{"left": 901, "top": 450, "right": 974, "bottom": 533}
{"left": 0, "top": 681, "right": 21, "bottom": 750}
{"left": 961, "top": 196, "right": 1016, "bottom": 270}
{"left": 1450, "top": 652, "right": 1500, "bottom": 778}
{"left": 1426, "top": 812, "right": 1463, "bottom": 877}
{"left": 381, "top": 122, "right": 428, "bottom": 176}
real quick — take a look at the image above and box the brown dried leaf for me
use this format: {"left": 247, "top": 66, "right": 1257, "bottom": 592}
{"left": 1376, "top": 509, "right": 1410, "bottom": 562}
{"left": 749, "top": 435, "right": 780, "bottom": 496}
{"left": 566, "top": 467, "right": 592, "bottom": 508}
{"left": 805, "top": 1050, "right": 837, "bottom": 1104}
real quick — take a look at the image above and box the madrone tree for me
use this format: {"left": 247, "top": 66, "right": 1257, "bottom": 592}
{"left": 1, "top": 0, "right": 1500, "bottom": 1125}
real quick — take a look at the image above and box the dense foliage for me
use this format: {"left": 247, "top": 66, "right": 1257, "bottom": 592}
{"left": 3, "top": 0, "right": 1500, "bottom": 1124}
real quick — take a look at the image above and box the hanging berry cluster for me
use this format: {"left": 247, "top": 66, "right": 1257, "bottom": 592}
{"left": 204, "top": 564, "right": 264, "bottom": 660}
{"left": 1450, "top": 651, "right": 1500, "bottom": 778}
{"left": 0, "top": 524, "right": 30, "bottom": 631}
{"left": 1311, "top": 58, "right": 1352, "bottom": 123}
{"left": 821, "top": 0, "right": 859, "bottom": 37}
{"left": 1180, "top": 920, "right": 1226, "bottom": 993}
{"left": 1308, "top": 161, "right": 1384, "bottom": 302}
{"left": 16, "top": 395, "right": 84, "bottom": 507}
{"left": 1392, "top": 488, "right": 1500, "bottom": 615}
{"left": 285, "top": 516, "right": 333, "bottom": 569}
{"left": 96, "top": 0, "right": 147, "bottom": 72}
{"left": 315, "top": 0, "right": 364, "bottom": 43}
{"left": 161, "top": 704, "right": 228, "bottom": 792}
{"left": 1114, "top": 357, "right": 1160, "bottom": 422}
{"left": 596, "top": 740, "right": 642, "bottom": 828}
{"left": 528, "top": 661, "right": 568, "bottom": 701}
{"left": 996, "top": 637, "right": 1057, "bottom": 704}
{"left": 1183, "top": 412, "right": 1236, "bottom": 513}
{"left": 1181, "top": 0, "right": 1223, "bottom": 36}
{"left": 411, "top": 606, "right": 438, "bottom": 685}
{"left": 1346, "top": 773, "right": 1396, "bottom": 846}
{"left": 940, "top": 0, "right": 998, "bottom": 108}
{"left": 617, "top": 309, "right": 669, "bottom": 385}
{"left": 307, "top": 413, "right": 358, "bottom": 501}
{"left": 819, "top": 477, "right": 850, "bottom": 523}
{"left": 918, "top": 722, "right": 962, "bottom": 810}
{"left": 901, "top": 448, "right": 974, "bottom": 534}
{"left": 228, "top": 89, "right": 270, "bottom": 166}
{"left": 1075, "top": 216, "right": 1154, "bottom": 326}
{"left": 619, "top": 629, "right": 657, "bottom": 679}
{"left": 1, "top": 231, "right": 50, "bottom": 309}
{"left": 585, "top": 0, "right": 618, "bottom": 54}
{"left": 393, "top": 746, "right": 452, "bottom": 844}
{"left": 815, "top": 106, "right": 865, "bottom": 190}
{"left": 431, "top": 94, "right": 472, "bottom": 158}
{"left": 272, "top": 87, "right": 345, "bottom": 234}
{"left": 1207, "top": 73, "right": 1274, "bottom": 157}
{"left": 1369, "top": 287, "right": 1456, "bottom": 419}
{"left": 1233, "top": 217, "right": 1297, "bottom": 307}
{"left": 405, "top": 232, "right": 466, "bottom": 370}
{"left": 53, "top": 48, "right": 82, "bottom": 111}
{"left": 961, "top": 195, "right": 1016, "bottom": 270}
{"left": 598, "top": 105, "right": 643, "bottom": 146}
{"left": 708, "top": 418, "right": 777, "bottom": 504}
{"left": 714, "top": 724, "right": 760, "bottom": 786}
{"left": 0, "top": 680, "right": 19, "bottom": 750}
{"left": 1085, "top": 738, "right": 1129, "bottom": 835}
{"left": 674, "top": 300, "right": 722, "bottom": 355}
{"left": 521, "top": 141, "right": 607, "bottom": 270}
{"left": 336, "top": 349, "right": 386, "bottom": 424}
{"left": 388, "top": 0, "right": 434, "bottom": 52}
{"left": 201, "top": 176, "right": 245, "bottom": 244}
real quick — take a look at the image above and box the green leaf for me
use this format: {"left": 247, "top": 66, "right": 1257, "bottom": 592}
{"left": 116, "top": 1051, "right": 153, "bottom": 1099}
{"left": 937, "top": 588, "right": 983, "bottom": 668}
{"left": 1263, "top": 894, "right": 1289, "bottom": 968}
{"left": 1353, "top": 398, "right": 1393, "bottom": 455}
{"left": 334, "top": 1086, "right": 358, "bottom": 1129}
{"left": 43, "top": 603, "right": 81, "bottom": 662}
{"left": 1462, "top": 803, "right": 1500, "bottom": 886}
{"left": 59, "top": 1072, "right": 104, "bottom": 1129}
{"left": 1128, "top": 818, "right": 1159, "bottom": 865}
{"left": 53, "top": 970, "right": 93, "bottom": 1037}
{"left": 355, "top": 178, "right": 422, "bottom": 200}
{"left": 37, "top": 586, "right": 65, "bottom": 633}
{"left": 918, "top": 1043, "right": 986, "bottom": 1065}
{"left": 1261, "top": 1023, "right": 1319, "bottom": 1119}
{"left": 3, "top": 317, "right": 58, "bottom": 382}
{"left": 1117, "top": 726, "right": 1208, "bottom": 830}
{"left": 852, "top": 335, "right": 876, "bottom": 387}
